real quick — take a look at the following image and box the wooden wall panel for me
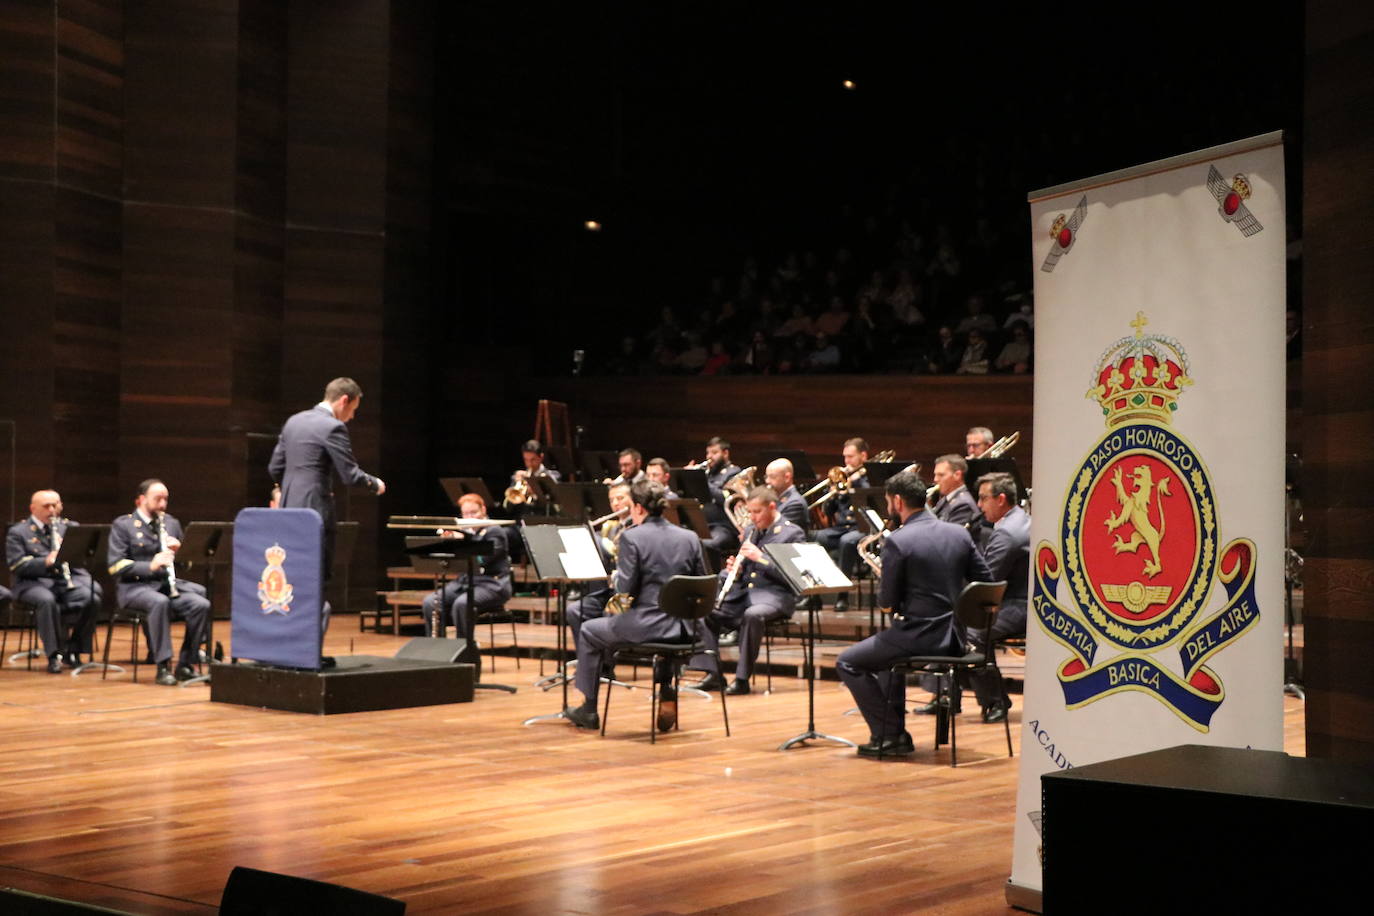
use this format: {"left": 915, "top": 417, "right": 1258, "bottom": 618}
{"left": 52, "top": 187, "right": 122, "bottom": 518}
{"left": 54, "top": 0, "right": 123, "bottom": 199}
{"left": 1302, "top": 4, "right": 1374, "bottom": 762}
{"left": 379, "top": 0, "right": 437, "bottom": 530}
{"left": 429, "top": 369, "right": 1035, "bottom": 507}
{"left": 123, "top": 0, "right": 237, "bottom": 209}
{"left": 286, "top": 0, "right": 388, "bottom": 232}
{"left": 0, "top": 182, "right": 57, "bottom": 526}
{"left": 0, "top": 0, "right": 55, "bottom": 183}
{"left": 120, "top": 204, "right": 235, "bottom": 521}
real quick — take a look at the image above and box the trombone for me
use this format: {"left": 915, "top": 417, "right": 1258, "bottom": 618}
{"left": 984, "top": 431, "right": 1020, "bottom": 458}
{"left": 802, "top": 449, "right": 896, "bottom": 511}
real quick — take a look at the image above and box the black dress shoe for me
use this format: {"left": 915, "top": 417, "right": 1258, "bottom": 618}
{"left": 697, "top": 673, "right": 727, "bottom": 692}
{"left": 155, "top": 664, "right": 177, "bottom": 686}
{"left": 319, "top": 656, "right": 337, "bottom": 669}
{"left": 833, "top": 593, "right": 850, "bottom": 613}
{"left": 175, "top": 665, "right": 198, "bottom": 682}
{"left": 63, "top": 653, "right": 80, "bottom": 669}
{"left": 913, "top": 699, "right": 942, "bottom": 715}
{"left": 857, "top": 733, "right": 916, "bottom": 759}
{"left": 656, "top": 690, "right": 678, "bottom": 733}
{"left": 47, "top": 655, "right": 64, "bottom": 674}
{"left": 983, "top": 703, "right": 1009, "bottom": 724}
{"left": 724, "top": 679, "right": 751, "bottom": 696}
{"left": 563, "top": 705, "right": 600, "bottom": 730}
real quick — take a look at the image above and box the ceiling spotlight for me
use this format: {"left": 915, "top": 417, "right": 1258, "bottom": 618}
{"left": 584, "top": 220, "right": 602, "bottom": 232}
{"left": 841, "top": 79, "right": 856, "bottom": 90}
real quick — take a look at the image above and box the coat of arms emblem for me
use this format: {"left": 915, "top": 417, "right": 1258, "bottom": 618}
{"left": 257, "top": 543, "right": 295, "bottom": 614}
{"left": 1032, "top": 312, "right": 1260, "bottom": 730}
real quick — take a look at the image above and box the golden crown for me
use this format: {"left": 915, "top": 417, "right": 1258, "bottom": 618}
{"left": 1231, "top": 173, "right": 1252, "bottom": 200}
{"left": 264, "top": 543, "right": 287, "bottom": 566}
{"left": 1086, "top": 312, "right": 1192, "bottom": 427}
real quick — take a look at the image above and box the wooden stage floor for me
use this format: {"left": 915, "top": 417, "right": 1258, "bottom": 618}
{"left": 0, "top": 621, "right": 1308, "bottom": 914}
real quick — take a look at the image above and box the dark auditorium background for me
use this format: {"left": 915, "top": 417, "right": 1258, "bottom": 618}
{"left": 1, "top": 3, "right": 1369, "bottom": 759}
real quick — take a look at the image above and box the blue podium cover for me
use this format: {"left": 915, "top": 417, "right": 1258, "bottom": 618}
{"left": 231, "top": 507, "right": 324, "bottom": 669}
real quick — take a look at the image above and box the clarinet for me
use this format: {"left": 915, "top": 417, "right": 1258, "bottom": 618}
{"left": 157, "top": 512, "right": 180, "bottom": 598}
{"left": 50, "top": 516, "right": 75, "bottom": 589}
{"left": 713, "top": 526, "right": 757, "bottom": 611}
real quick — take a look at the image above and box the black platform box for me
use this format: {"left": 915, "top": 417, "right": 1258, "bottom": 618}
{"left": 210, "top": 654, "right": 475, "bottom": 714}
{"left": 1042, "top": 744, "right": 1374, "bottom": 913}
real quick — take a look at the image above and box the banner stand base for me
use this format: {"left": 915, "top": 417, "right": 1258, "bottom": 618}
{"left": 1005, "top": 880, "right": 1042, "bottom": 913}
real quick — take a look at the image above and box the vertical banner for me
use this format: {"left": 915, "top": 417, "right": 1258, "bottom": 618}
{"left": 1008, "top": 133, "right": 1285, "bottom": 908}
{"left": 231, "top": 507, "right": 324, "bottom": 669}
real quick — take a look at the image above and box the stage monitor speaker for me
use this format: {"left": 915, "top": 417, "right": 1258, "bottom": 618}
{"left": 396, "top": 636, "right": 477, "bottom": 667}
{"left": 221, "top": 865, "right": 405, "bottom": 914}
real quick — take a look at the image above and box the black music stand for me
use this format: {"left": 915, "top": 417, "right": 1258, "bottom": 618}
{"left": 175, "top": 521, "right": 234, "bottom": 687}
{"left": 762, "top": 542, "right": 856, "bottom": 750}
{"left": 527, "top": 474, "right": 559, "bottom": 514}
{"left": 406, "top": 535, "right": 516, "bottom": 694}
{"left": 545, "top": 445, "right": 576, "bottom": 482}
{"left": 59, "top": 524, "right": 111, "bottom": 677}
{"left": 440, "top": 477, "right": 497, "bottom": 509}
{"left": 669, "top": 468, "right": 712, "bottom": 505}
{"left": 578, "top": 450, "right": 619, "bottom": 481}
{"left": 965, "top": 456, "right": 1024, "bottom": 502}
{"left": 860, "top": 462, "right": 908, "bottom": 487}
{"left": 520, "top": 522, "right": 612, "bottom": 726}
{"left": 332, "top": 520, "right": 359, "bottom": 615}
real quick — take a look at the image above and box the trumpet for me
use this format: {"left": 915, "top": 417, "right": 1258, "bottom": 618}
{"left": 49, "top": 516, "right": 74, "bottom": 589}
{"left": 984, "top": 430, "right": 1020, "bottom": 458}
{"left": 503, "top": 473, "right": 536, "bottom": 507}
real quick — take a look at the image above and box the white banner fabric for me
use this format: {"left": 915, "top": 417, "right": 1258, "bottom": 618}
{"left": 1009, "top": 134, "right": 1287, "bottom": 904}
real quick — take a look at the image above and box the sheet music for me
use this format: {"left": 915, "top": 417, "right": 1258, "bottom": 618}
{"left": 788, "top": 543, "right": 852, "bottom": 589}
{"left": 558, "top": 527, "right": 607, "bottom": 580}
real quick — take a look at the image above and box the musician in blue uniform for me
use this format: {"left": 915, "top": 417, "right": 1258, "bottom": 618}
{"left": 958, "top": 471, "right": 1030, "bottom": 723}
{"left": 107, "top": 480, "right": 210, "bottom": 685}
{"left": 644, "top": 458, "right": 678, "bottom": 499}
{"left": 929, "top": 454, "right": 979, "bottom": 527}
{"left": 5, "top": 490, "right": 101, "bottom": 673}
{"left": 564, "top": 480, "right": 706, "bottom": 733}
{"left": 694, "top": 486, "right": 806, "bottom": 695}
{"left": 422, "top": 493, "right": 512, "bottom": 640}
{"left": 565, "top": 482, "right": 632, "bottom": 651}
{"left": 764, "top": 458, "right": 810, "bottom": 531}
{"left": 836, "top": 469, "right": 991, "bottom": 758}
{"left": 814, "top": 438, "right": 871, "bottom": 612}
{"left": 698, "top": 437, "right": 742, "bottom": 554}
{"left": 268, "top": 377, "right": 385, "bottom": 651}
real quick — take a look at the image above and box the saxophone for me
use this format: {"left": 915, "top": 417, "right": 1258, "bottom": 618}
{"left": 50, "top": 516, "right": 75, "bottom": 589}
{"left": 157, "top": 513, "right": 180, "bottom": 598}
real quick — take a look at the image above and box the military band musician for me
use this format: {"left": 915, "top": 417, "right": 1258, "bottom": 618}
{"left": 835, "top": 470, "right": 991, "bottom": 758}
{"left": 5, "top": 490, "right": 102, "bottom": 673}
{"left": 694, "top": 486, "right": 805, "bottom": 695}
{"left": 563, "top": 480, "right": 707, "bottom": 733}
{"left": 107, "top": 480, "right": 211, "bottom": 686}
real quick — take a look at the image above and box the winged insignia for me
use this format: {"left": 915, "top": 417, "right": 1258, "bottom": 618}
{"left": 1102, "top": 582, "right": 1173, "bottom": 614}
{"left": 1040, "top": 194, "right": 1089, "bottom": 272}
{"left": 1206, "top": 165, "right": 1263, "bottom": 237}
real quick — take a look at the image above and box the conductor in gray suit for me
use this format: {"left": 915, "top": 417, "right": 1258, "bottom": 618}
{"left": 269, "top": 377, "right": 386, "bottom": 645}
{"left": 565, "top": 480, "right": 706, "bottom": 733}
